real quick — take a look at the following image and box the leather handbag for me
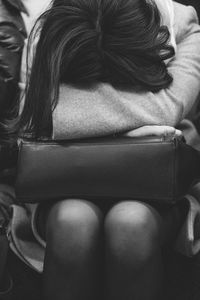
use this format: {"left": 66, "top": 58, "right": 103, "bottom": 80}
{"left": 15, "top": 136, "right": 200, "bottom": 204}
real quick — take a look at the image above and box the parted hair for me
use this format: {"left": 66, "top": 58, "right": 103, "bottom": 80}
{"left": 20, "top": 0, "right": 175, "bottom": 138}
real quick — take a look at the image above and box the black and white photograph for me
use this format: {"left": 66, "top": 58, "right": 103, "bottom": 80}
{"left": 0, "top": 0, "right": 200, "bottom": 299}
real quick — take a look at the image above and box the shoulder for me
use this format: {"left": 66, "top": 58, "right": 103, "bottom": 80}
{"left": 173, "top": 1, "right": 198, "bottom": 20}
{"left": 173, "top": 2, "right": 199, "bottom": 43}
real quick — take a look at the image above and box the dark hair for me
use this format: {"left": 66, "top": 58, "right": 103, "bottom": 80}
{"left": 19, "top": 0, "right": 174, "bottom": 139}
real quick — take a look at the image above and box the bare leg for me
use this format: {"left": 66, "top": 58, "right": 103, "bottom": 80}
{"left": 43, "top": 199, "right": 103, "bottom": 300}
{"left": 105, "top": 201, "right": 182, "bottom": 300}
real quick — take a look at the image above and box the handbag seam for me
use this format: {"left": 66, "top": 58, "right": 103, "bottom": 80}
{"left": 172, "top": 138, "right": 176, "bottom": 201}
{"left": 21, "top": 136, "right": 175, "bottom": 147}
{"left": 16, "top": 194, "right": 176, "bottom": 202}
{"left": 22, "top": 141, "right": 172, "bottom": 147}
{"left": 15, "top": 141, "right": 23, "bottom": 188}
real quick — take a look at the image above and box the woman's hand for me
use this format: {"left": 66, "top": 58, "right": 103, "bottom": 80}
{"left": 124, "top": 125, "right": 182, "bottom": 138}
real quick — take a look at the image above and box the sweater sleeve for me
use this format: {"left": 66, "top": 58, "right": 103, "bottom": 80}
{"left": 53, "top": 2, "right": 200, "bottom": 139}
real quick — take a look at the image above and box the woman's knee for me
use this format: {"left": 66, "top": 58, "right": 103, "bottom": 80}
{"left": 46, "top": 199, "right": 103, "bottom": 265}
{"left": 105, "top": 201, "right": 162, "bottom": 266}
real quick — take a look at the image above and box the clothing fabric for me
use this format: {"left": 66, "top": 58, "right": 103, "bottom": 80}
{"left": 53, "top": 3, "right": 200, "bottom": 140}
{"left": 175, "top": 193, "right": 200, "bottom": 256}
{"left": 19, "top": 0, "right": 52, "bottom": 92}
{"left": 0, "top": 0, "right": 26, "bottom": 117}
{"left": 20, "top": 0, "right": 52, "bottom": 34}
{"left": 7, "top": 1, "right": 200, "bottom": 272}
{"left": 8, "top": 204, "right": 44, "bottom": 273}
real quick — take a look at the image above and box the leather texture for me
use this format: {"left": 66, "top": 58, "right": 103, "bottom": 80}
{"left": 15, "top": 136, "right": 200, "bottom": 204}
{"left": 0, "top": 0, "right": 26, "bottom": 115}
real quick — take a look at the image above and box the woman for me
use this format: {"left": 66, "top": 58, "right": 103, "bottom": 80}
{"left": 10, "top": 0, "right": 200, "bottom": 300}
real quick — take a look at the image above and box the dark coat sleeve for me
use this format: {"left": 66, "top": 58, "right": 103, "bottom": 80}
{"left": 0, "top": 0, "right": 26, "bottom": 118}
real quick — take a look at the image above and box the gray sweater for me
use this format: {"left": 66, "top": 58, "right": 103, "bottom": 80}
{"left": 53, "top": 2, "right": 200, "bottom": 139}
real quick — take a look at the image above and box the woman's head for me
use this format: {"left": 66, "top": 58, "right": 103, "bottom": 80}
{"left": 21, "top": 0, "right": 175, "bottom": 138}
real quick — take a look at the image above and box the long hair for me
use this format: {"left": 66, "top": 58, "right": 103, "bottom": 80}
{"left": 19, "top": 0, "right": 174, "bottom": 139}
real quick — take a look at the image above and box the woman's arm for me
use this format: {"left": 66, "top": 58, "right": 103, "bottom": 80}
{"left": 53, "top": 2, "right": 200, "bottom": 139}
